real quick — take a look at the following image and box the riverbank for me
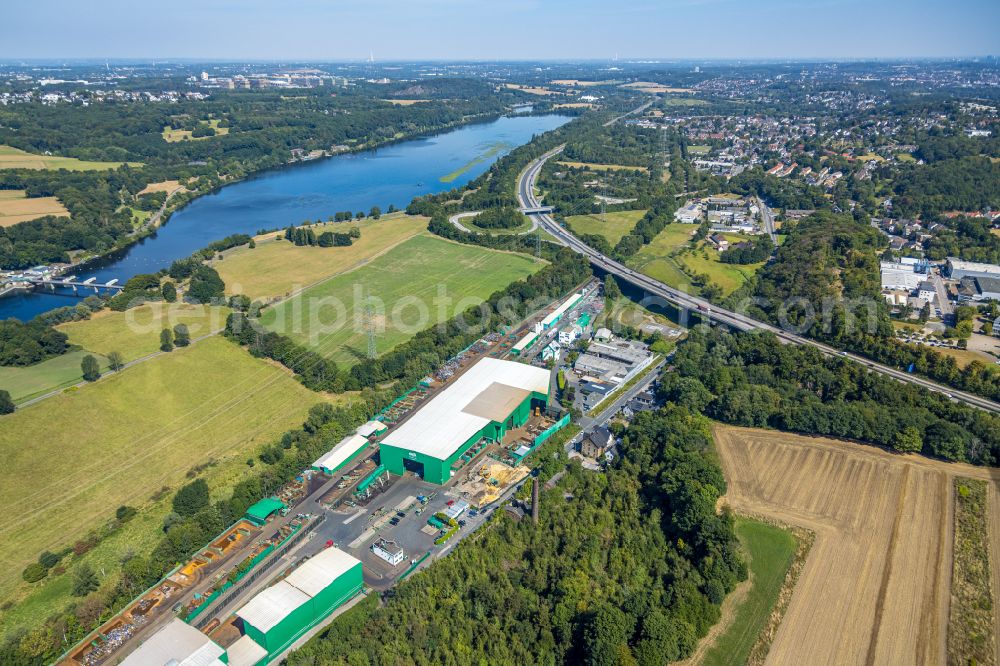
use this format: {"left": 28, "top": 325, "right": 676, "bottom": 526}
{"left": 1, "top": 110, "right": 572, "bottom": 321}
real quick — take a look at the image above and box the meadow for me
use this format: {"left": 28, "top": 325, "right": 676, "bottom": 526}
{"left": 0, "top": 350, "right": 109, "bottom": 404}
{"left": 0, "top": 189, "right": 70, "bottom": 227}
{"left": 58, "top": 302, "right": 231, "bottom": 363}
{"left": 556, "top": 160, "right": 648, "bottom": 172}
{"left": 565, "top": 209, "right": 646, "bottom": 246}
{"left": 0, "top": 145, "right": 139, "bottom": 170}
{"left": 0, "top": 337, "right": 335, "bottom": 629}
{"left": 259, "top": 234, "right": 544, "bottom": 367}
{"left": 162, "top": 118, "right": 229, "bottom": 142}
{"left": 212, "top": 213, "right": 429, "bottom": 301}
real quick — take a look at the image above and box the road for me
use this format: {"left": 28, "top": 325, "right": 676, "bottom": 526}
{"left": 447, "top": 210, "right": 538, "bottom": 235}
{"left": 577, "top": 357, "right": 666, "bottom": 431}
{"left": 932, "top": 272, "right": 954, "bottom": 318}
{"left": 754, "top": 196, "right": 778, "bottom": 244}
{"left": 517, "top": 146, "right": 1000, "bottom": 415}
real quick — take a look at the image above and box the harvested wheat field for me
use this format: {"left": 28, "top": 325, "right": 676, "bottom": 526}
{"left": 0, "top": 190, "right": 69, "bottom": 227}
{"left": 713, "top": 425, "right": 1000, "bottom": 666}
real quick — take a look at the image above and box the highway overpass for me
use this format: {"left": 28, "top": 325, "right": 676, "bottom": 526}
{"left": 517, "top": 146, "right": 1000, "bottom": 415}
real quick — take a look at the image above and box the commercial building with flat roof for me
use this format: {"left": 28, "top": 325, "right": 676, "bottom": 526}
{"left": 119, "top": 618, "right": 226, "bottom": 666}
{"left": 379, "top": 357, "right": 550, "bottom": 484}
{"left": 236, "top": 547, "right": 363, "bottom": 660}
{"left": 311, "top": 433, "right": 370, "bottom": 475}
{"left": 244, "top": 497, "right": 286, "bottom": 526}
{"left": 946, "top": 258, "right": 1000, "bottom": 281}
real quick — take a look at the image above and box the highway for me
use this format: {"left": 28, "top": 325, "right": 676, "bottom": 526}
{"left": 518, "top": 147, "right": 1000, "bottom": 415}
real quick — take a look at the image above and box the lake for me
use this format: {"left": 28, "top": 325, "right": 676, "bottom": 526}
{"left": 2, "top": 113, "right": 570, "bottom": 320}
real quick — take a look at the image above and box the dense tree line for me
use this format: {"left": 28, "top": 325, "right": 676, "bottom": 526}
{"left": 469, "top": 206, "right": 526, "bottom": 229}
{"left": 291, "top": 406, "right": 744, "bottom": 665}
{"left": 0, "top": 319, "right": 69, "bottom": 366}
{"left": 923, "top": 215, "right": 1000, "bottom": 264}
{"left": 660, "top": 328, "right": 1000, "bottom": 465}
{"left": 889, "top": 156, "right": 1000, "bottom": 219}
{"left": 720, "top": 236, "right": 774, "bottom": 264}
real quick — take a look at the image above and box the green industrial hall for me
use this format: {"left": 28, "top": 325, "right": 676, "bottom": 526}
{"left": 379, "top": 357, "right": 551, "bottom": 484}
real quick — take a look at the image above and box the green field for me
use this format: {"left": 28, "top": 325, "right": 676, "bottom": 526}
{"left": 678, "top": 244, "right": 765, "bottom": 296}
{"left": 58, "top": 303, "right": 230, "bottom": 363}
{"left": 700, "top": 518, "right": 798, "bottom": 666}
{"left": 162, "top": 118, "right": 230, "bottom": 143}
{"left": 565, "top": 209, "right": 646, "bottom": 246}
{"left": 259, "top": 234, "right": 544, "bottom": 366}
{"left": 0, "top": 350, "right": 109, "bottom": 404}
{"left": 213, "top": 213, "right": 428, "bottom": 300}
{"left": 0, "top": 337, "right": 339, "bottom": 629}
{"left": 687, "top": 145, "right": 711, "bottom": 155}
{"left": 0, "top": 145, "right": 140, "bottom": 171}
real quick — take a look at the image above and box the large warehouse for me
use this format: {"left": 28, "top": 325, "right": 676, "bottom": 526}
{"left": 379, "top": 357, "right": 550, "bottom": 484}
{"left": 236, "top": 546, "right": 363, "bottom": 661}
{"left": 119, "top": 618, "right": 226, "bottom": 666}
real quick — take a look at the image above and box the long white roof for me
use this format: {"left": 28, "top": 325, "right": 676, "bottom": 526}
{"left": 541, "top": 292, "right": 582, "bottom": 326}
{"left": 119, "top": 618, "right": 225, "bottom": 666}
{"left": 226, "top": 634, "right": 269, "bottom": 666}
{"left": 356, "top": 420, "right": 386, "bottom": 438}
{"left": 381, "top": 357, "right": 549, "bottom": 459}
{"left": 312, "top": 433, "right": 369, "bottom": 471}
{"left": 284, "top": 547, "right": 360, "bottom": 597}
{"left": 236, "top": 580, "right": 310, "bottom": 632}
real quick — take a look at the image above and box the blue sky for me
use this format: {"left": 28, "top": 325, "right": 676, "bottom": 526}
{"left": 2, "top": 0, "right": 997, "bottom": 60}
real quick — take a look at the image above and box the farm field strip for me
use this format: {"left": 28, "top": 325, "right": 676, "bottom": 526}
{"left": 0, "top": 144, "right": 139, "bottom": 170}
{"left": 0, "top": 189, "right": 69, "bottom": 227}
{"left": 713, "top": 425, "right": 998, "bottom": 666}
{"left": 564, "top": 209, "right": 646, "bottom": 246}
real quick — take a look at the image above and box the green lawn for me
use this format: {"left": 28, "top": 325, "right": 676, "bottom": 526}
{"left": 678, "top": 244, "right": 765, "bottom": 296}
{"left": 700, "top": 518, "right": 798, "bottom": 666}
{"left": 0, "top": 337, "right": 337, "bottom": 631}
{"left": 565, "top": 210, "right": 646, "bottom": 246}
{"left": 0, "top": 350, "right": 109, "bottom": 404}
{"left": 259, "top": 234, "right": 544, "bottom": 366}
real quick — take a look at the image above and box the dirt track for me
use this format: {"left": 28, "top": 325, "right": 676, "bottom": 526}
{"left": 713, "top": 425, "right": 1000, "bottom": 666}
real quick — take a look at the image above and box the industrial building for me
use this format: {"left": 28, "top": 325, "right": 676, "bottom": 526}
{"left": 119, "top": 618, "right": 226, "bottom": 666}
{"left": 574, "top": 339, "right": 654, "bottom": 384}
{"left": 372, "top": 538, "right": 405, "bottom": 565}
{"left": 946, "top": 258, "right": 1000, "bottom": 281}
{"left": 880, "top": 261, "right": 923, "bottom": 291}
{"left": 244, "top": 498, "right": 287, "bottom": 526}
{"left": 379, "top": 357, "right": 550, "bottom": 484}
{"left": 511, "top": 329, "right": 540, "bottom": 356}
{"left": 312, "top": 433, "right": 370, "bottom": 475}
{"left": 236, "top": 546, "right": 363, "bottom": 661}
{"left": 541, "top": 292, "right": 583, "bottom": 329}
{"left": 958, "top": 276, "right": 1000, "bottom": 302}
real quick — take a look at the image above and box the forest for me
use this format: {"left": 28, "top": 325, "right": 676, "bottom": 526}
{"left": 290, "top": 406, "right": 745, "bottom": 666}
{"left": 0, "top": 318, "right": 69, "bottom": 366}
{"left": 660, "top": 328, "right": 1000, "bottom": 465}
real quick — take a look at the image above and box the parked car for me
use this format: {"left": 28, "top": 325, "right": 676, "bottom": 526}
{"left": 446, "top": 499, "right": 455, "bottom": 506}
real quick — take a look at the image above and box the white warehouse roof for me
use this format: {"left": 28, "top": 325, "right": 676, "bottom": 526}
{"left": 236, "top": 580, "right": 310, "bottom": 633}
{"left": 541, "top": 292, "right": 582, "bottom": 327}
{"left": 381, "top": 357, "right": 549, "bottom": 460}
{"left": 226, "top": 635, "right": 269, "bottom": 666}
{"left": 356, "top": 420, "right": 386, "bottom": 438}
{"left": 312, "top": 433, "right": 369, "bottom": 472}
{"left": 119, "top": 618, "right": 225, "bottom": 666}
{"left": 284, "top": 547, "right": 360, "bottom": 597}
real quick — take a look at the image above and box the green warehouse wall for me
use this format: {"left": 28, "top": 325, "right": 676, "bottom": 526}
{"left": 379, "top": 391, "right": 547, "bottom": 485}
{"left": 309, "top": 562, "right": 363, "bottom": 617}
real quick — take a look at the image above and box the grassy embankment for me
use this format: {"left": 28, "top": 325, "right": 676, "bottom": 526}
{"left": 0, "top": 351, "right": 109, "bottom": 404}
{"left": 555, "top": 160, "right": 648, "bottom": 172}
{"left": 0, "top": 336, "right": 343, "bottom": 634}
{"left": 0, "top": 145, "right": 140, "bottom": 170}
{"left": 565, "top": 209, "right": 646, "bottom": 246}
{"left": 698, "top": 518, "right": 799, "bottom": 666}
{"left": 948, "top": 478, "right": 996, "bottom": 666}
{"left": 258, "top": 233, "right": 544, "bottom": 368}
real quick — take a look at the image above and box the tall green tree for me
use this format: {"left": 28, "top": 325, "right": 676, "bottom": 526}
{"left": 71, "top": 564, "right": 99, "bottom": 597}
{"left": 173, "top": 324, "right": 191, "bottom": 347}
{"left": 0, "top": 389, "right": 14, "bottom": 415}
{"left": 160, "top": 328, "right": 173, "bottom": 352}
{"left": 107, "top": 351, "right": 125, "bottom": 372}
{"left": 81, "top": 354, "right": 100, "bottom": 382}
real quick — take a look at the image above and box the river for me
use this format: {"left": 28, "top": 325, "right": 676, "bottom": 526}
{"left": 2, "top": 113, "right": 570, "bottom": 321}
